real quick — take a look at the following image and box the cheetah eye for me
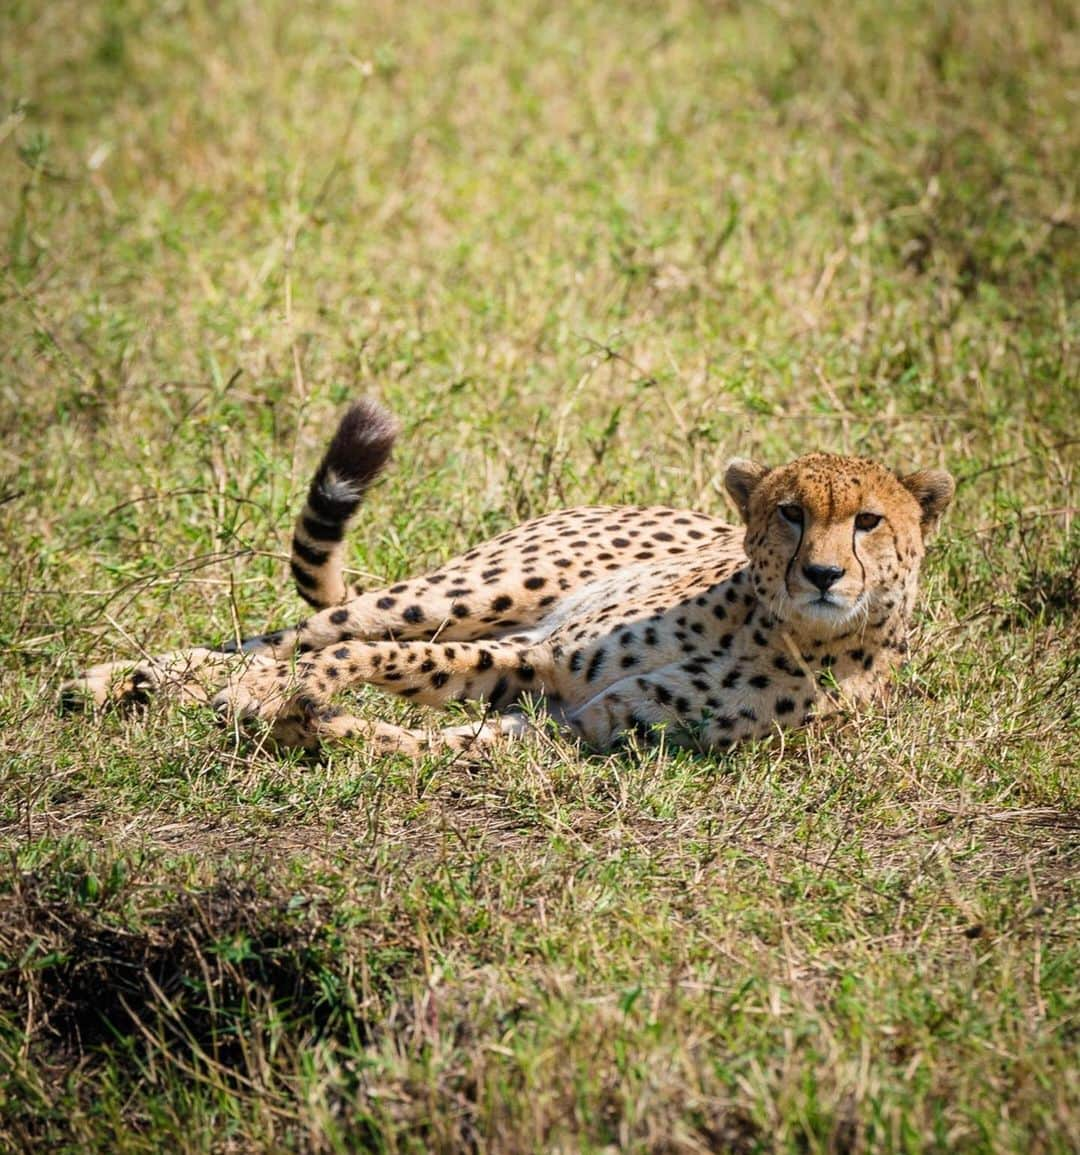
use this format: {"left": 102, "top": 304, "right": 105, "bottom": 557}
{"left": 778, "top": 504, "right": 803, "bottom": 527}
{"left": 855, "top": 512, "right": 883, "bottom": 532}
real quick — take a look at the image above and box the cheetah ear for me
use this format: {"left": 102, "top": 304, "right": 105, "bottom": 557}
{"left": 900, "top": 469, "right": 955, "bottom": 536}
{"left": 724, "top": 458, "right": 770, "bottom": 523}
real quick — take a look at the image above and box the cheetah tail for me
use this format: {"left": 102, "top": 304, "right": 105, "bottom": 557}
{"left": 290, "top": 398, "right": 399, "bottom": 608}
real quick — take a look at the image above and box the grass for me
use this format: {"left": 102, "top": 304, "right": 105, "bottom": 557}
{"left": 0, "top": 0, "right": 1077, "bottom": 1150}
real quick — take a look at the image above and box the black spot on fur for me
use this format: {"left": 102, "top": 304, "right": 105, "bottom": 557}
{"left": 627, "top": 713, "right": 654, "bottom": 741}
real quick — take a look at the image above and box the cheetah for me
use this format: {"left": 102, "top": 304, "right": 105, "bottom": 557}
{"left": 61, "top": 398, "right": 954, "bottom": 757}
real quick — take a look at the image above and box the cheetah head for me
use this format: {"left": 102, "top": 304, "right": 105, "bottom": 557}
{"left": 724, "top": 453, "right": 954, "bottom": 636}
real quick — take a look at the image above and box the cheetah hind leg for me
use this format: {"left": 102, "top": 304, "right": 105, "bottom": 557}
{"left": 58, "top": 647, "right": 276, "bottom": 712}
{"left": 212, "top": 636, "right": 547, "bottom": 757}
{"left": 212, "top": 637, "right": 546, "bottom": 726}
{"left": 55, "top": 647, "right": 484, "bottom": 758}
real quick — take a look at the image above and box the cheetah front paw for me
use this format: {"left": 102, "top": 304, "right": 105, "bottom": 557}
{"left": 60, "top": 648, "right": 244, "bottom": 713}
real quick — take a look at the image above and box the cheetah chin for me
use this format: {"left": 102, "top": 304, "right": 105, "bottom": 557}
{"left": 61, "top": 399, "right": 953, "bottom": 757}
{"left": 786, "top": 591, "right": 868, "bottom": 631}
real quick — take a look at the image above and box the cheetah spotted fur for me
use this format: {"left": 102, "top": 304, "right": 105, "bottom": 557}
{"left": 62, "top": 399, "right": 954, "bottom": 757}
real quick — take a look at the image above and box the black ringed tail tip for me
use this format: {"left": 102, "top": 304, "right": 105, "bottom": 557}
{"left": 290, "top": 399, "right": 399, "bottom": 609}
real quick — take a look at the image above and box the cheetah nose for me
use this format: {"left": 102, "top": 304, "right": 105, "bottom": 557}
{"left": 803, "top": 564, "right": 845, "bottom": 592}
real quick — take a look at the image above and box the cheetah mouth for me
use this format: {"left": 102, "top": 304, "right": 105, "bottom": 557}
{"left": 791, "top": 591, "right": 847, "bottom": 611}
{"left": 790, "top": 591, "right": 863, "bottom": 628}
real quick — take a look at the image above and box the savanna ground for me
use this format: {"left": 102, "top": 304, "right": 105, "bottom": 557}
{"left": 1, "top": 1, "right": 1077, "bottom": 1151}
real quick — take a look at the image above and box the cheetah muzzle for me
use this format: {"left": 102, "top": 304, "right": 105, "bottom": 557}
{"left": 61, "top": 399, "right": 954, "bottom": 757}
